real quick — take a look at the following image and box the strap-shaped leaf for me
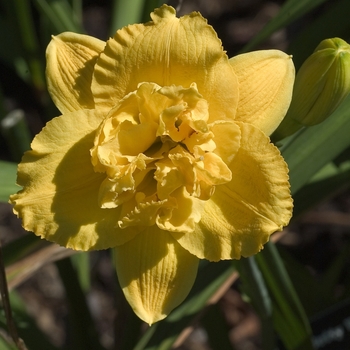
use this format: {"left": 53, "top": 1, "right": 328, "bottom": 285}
{"left": 281, "top": 94, "right": 350, "bottom": 195}
{"left": 255, "top": 242, "right": 314, "bottom": 350}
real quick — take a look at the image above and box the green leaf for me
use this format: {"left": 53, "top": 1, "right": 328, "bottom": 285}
{"left": 241, "top": 0, "right": 328, "bottom": 52}
{"left": 293, "top": 159, "right": 350, "bottom": 218}
{"left": 280, "top": 94, "right": 350, "bottom": 195}
{"left": 110, "top": 0, "right": 146, "bottom": 35}
{"left": 256, "top": 242, "right": 313, "bottom": 350}
{"left": 277, "top": 248, "right": 321, "bottom": 316}
{"left": 0, "top": 161, "right": 18, "bottom": 203}
{"left": 71, "top": 252, "right": 90, "bottom": 292}
{"left": 237, "top": 257, "right": 275, "bottom": 349}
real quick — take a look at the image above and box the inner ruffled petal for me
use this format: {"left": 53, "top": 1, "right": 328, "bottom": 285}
{"left": 90, "top": 82, "right": 235, "bottom": 233}
{"left": 91, "top": 5, "right": 239, "bottom": 122}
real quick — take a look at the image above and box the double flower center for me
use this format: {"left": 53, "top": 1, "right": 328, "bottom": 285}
{"left": 90, "top": 82, "right": 232, "bottom": 232}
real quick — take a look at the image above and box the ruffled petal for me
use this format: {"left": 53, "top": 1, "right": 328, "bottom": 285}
{"left": 114, "top": 227, "right": 199, "bottom": 325}
{"left": 10, "top": 110, "right": 140, "bottom": 250}
{"left": 210, "top": 120, "right": 241, "bottom": 164}
{"left": 92, "top": 4, "right": 238, "bottom": 122}
{"left": 46, "top": 32, "right": 105, "bottom": 114}
{"left": 229, "top": 50, "right": 295, "bottom": 135}
{"left": 172, "top": 122, "right": 293, "bottom": 261}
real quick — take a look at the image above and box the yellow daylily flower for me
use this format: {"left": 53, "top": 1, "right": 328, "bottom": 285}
{"left": 10, "top": 5, "right": 295, "bottom": 325}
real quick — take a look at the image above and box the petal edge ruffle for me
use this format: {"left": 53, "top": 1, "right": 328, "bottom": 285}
{"left": 172, "top": 122, "right": 293, "bottom": 261}
{"left": 10, "top": 110, "right": 138, "bottom": 250}
{"left": 92, "top": 5, "right": 239, "bottom": 122}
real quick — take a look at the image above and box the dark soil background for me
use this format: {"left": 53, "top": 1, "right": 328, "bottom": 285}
{"left": 1, "top": 0, "right": 350, "bottom": 349}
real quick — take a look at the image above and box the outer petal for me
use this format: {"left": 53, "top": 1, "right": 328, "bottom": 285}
{"left": 92, "top": 5, "right": 239, "bottom": 122}
{"left": 10, "top": 110, "right": 139, "bottom": 250}
{"left": 229, "top": 50, "right": 295, "bottom": 135}
{"left": 172, "top": 122, "right": 293, "bottom": 261}
{"left": 115, "top": 227, "right": 199, "bottom": 325}
{"left": 46, "top": 32, "right": 105, "bottom": 114}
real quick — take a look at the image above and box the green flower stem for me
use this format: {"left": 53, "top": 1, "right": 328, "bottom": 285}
{"left": 0, "top": 110, "right": 32, "bottom": 163}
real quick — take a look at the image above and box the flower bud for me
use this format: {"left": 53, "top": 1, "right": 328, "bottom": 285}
{"left": 272, "top": 38, "right": 350, "bottom": 142}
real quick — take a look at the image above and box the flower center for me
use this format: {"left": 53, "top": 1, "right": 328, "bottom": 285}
{"left": 90, "top": 82, "right": 232, "bottom": 233}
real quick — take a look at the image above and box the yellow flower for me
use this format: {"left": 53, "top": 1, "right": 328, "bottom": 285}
{"left": 10, "top": 5, "right": 294, "bottom": 324}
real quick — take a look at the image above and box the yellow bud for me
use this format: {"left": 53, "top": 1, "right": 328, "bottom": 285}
{"left": 272, "top": 38, "right": 350, "bottom": 142}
